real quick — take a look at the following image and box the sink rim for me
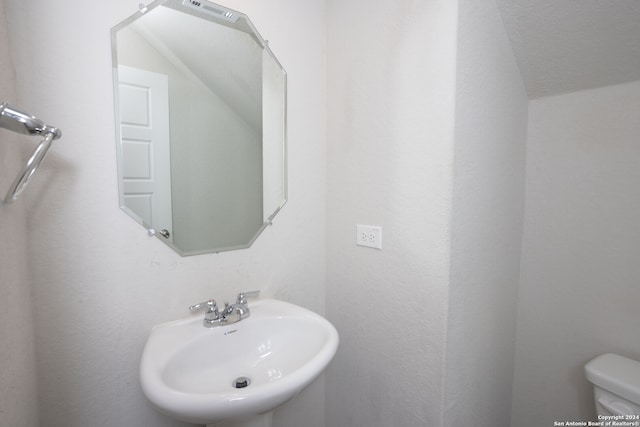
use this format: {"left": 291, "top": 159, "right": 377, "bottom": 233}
{"left": 139, "top": 298, "right": 339, "bottom": 424}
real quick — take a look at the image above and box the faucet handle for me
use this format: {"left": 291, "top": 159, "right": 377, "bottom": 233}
{"left": 189, "top": 299, "right": 218, "bottom": 312}
{"left": 236, "top": 290, "right": 260, "bottom": 304}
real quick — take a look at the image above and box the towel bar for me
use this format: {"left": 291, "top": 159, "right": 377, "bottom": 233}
{"left": 0, "top": 102, "right": 62, "bottom": 203}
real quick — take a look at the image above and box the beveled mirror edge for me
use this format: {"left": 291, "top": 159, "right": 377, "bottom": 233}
{"left": 264, "top": 42, "right": 289, "bottom": 213}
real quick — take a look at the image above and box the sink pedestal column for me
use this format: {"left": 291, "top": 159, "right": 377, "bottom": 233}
{"left": 207, "top": 412, "right": 273, "bottom": 427}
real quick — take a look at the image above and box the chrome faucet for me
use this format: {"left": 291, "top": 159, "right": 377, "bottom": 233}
{"left": 189, "top": 290, "right": 260, "bottom": 328}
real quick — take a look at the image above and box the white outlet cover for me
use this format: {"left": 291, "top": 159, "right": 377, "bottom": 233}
{"left": 356, "top": 224, "right": 382, "bottom": 249}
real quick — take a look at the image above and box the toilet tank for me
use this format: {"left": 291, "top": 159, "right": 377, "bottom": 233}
{"left": 585, "top": 353, "right": 640, "bottom": 416}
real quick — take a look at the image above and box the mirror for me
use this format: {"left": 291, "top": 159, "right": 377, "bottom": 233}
{"left": 111, "top": 0, "right": 287, "bottom": 256}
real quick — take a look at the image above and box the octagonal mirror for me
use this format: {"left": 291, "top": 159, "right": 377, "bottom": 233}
{"left": 111, "top": 0, "right": 287, "bottom": 256}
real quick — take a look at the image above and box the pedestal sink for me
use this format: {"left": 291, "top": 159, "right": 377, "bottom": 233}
{"left": 139, "top": 298, "right": 339, "bottom": 427}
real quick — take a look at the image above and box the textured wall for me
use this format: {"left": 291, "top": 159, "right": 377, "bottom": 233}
{"left": 495, "top": 0, "right": 640, "bottom": 99}
{"left": 4, "top": 0, "right": 326, "bottom": 426}
{"left": 0, "top": 0, "right": 40, "bottom": 425}
{"left": 325, "top": 0, "right": 458, "bottom": 425}
{"left": 512, "top": 81, "right": 640, "bottom": 426}
{"left": 444, "top": 0, "right": 528, "bottom": 426}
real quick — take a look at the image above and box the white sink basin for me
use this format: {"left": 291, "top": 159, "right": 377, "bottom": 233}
{"left": 139, "top": 298, "right": 339, "bottom": 425}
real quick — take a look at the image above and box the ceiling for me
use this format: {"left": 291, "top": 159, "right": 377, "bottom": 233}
{"left": 133, "top": 5, "right": 264, "bottom": 131}
{"left": 495, "top": 0, "right": 640, "bottom": 98}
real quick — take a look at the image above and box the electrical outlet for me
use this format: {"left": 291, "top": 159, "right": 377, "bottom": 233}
{"left": 356, "top": 224, "right": 382, "bottom": 249}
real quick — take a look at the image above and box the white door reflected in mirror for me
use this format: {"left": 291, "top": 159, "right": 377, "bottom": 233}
{"left": 118, "top": 65, "right": 173, "bottom": 243}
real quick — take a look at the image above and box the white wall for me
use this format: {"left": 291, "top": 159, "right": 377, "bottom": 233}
{"left": 3, "top": 0, "right": 326, "bottom": 426}
{"left": 325, "top": 0, "right": 458, "bottom": 425}
{"left": 512, "top": 81, "right": 640, "bottom": 426}
{"left": 445, "top": 0, "right": 528, "bottom": 426}
{"left": 0, "top": 1, "right": 39, "bottom": 425}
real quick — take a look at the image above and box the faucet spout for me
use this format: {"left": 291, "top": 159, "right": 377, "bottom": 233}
{"left": 220, "top": 302, "right": 249, "bottom": 323}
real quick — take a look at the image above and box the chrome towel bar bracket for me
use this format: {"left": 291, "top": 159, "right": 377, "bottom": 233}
{"left": 0, "top": 102, "right": 62, "bottom": 203}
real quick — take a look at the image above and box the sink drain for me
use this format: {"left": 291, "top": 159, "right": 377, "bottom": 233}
{"left": 233, "top": 377, "right": 251, "bottom": 389}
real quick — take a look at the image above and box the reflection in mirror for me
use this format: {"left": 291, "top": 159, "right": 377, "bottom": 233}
{"left": 111, "top": 0, "right": 287, "bottom": 256}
